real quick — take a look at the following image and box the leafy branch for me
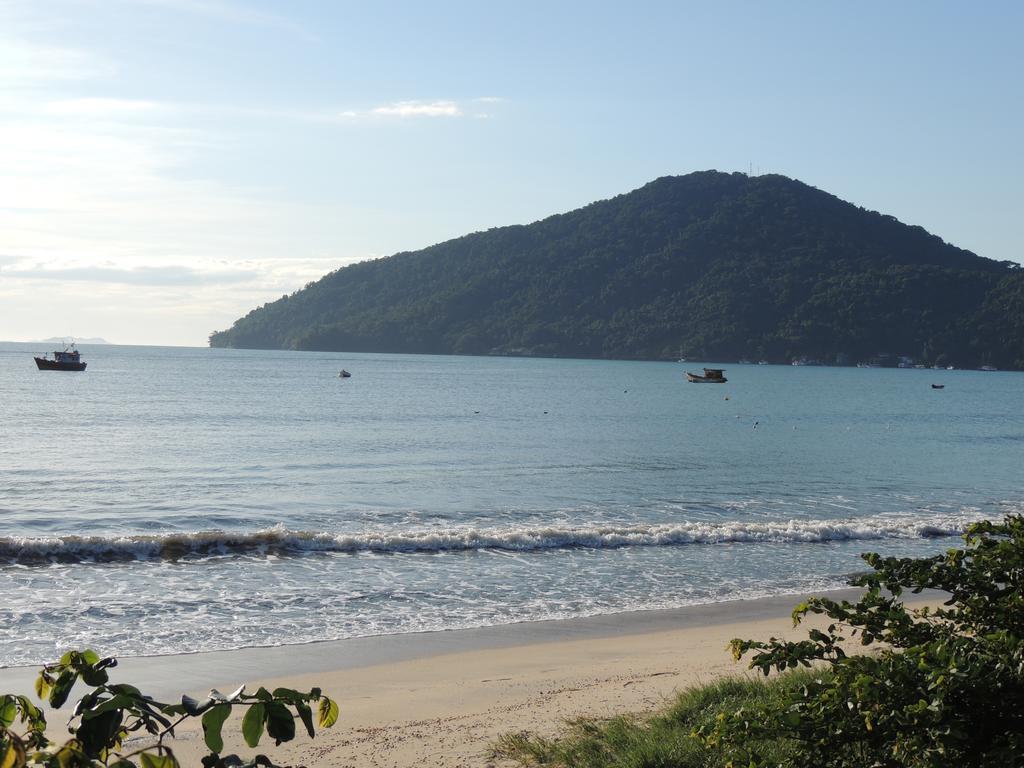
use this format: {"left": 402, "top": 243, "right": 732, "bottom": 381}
{"left": 0, "top": 650, "right": 338, "bottom": 768}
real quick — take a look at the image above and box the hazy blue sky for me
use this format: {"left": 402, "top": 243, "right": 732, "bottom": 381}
{"left": 2, "top": 1, "right": 1021, "bottom": 346}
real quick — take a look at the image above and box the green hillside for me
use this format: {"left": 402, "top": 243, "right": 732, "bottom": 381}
{"left": 209, "top": 171, "right": 1024, "bottom": 369}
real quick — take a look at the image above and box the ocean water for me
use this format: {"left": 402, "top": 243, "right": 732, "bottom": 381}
{"left": 1, "top": 342, "right": 1021, "bottom": 668}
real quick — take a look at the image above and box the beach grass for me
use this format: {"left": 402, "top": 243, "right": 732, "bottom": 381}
{"left": 493, "top": 670, "right": 821, "bottom": 767}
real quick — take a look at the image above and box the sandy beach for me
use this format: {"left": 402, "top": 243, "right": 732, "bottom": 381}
{"left": 0, "top": 589, "right": 872, "bottom": 767}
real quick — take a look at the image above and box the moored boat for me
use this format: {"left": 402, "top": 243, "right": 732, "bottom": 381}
{"left": 686, "top": 368, "right": 727, "bottom": 383}
{"left": 34, "top": 342, "right": 87, "bottom": 372}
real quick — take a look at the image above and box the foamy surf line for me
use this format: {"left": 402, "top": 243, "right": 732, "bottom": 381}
{"left": 0, "top": 513, "right": 991, "bottom": 565}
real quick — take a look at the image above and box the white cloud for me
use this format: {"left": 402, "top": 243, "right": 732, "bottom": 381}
{"left": 370, "top": 100, "right": 463, "bottom": 118}
{"left": 305, "top": 99, "right": 479, "bottom": 123}
{"left": 311, "top": 99, "right": 481, "bottom": 122}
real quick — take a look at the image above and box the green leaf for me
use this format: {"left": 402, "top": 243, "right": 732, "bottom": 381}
{"left": 265, "top": 702, "right": 295, "bottom": 745}
{"left": 14, "top": 696, "right": 44, "bottom": 731}
{"left": 106, "top": 684, "right": 142, "bottom": 698}
{"left": 34, "top": 674, "right": 52, "bottom": 701}
{"left": 201, "top": 703, "right": 232, "bottom": 754}
{"left": 317, "top": 697, "right": 339, "bottom": 729}
{"left": 82, "top": 694, "right": 134, "bottom": 720}
{"left": 139, "top": 751, "right": 181, "bottom": 768}
{"left": 0, "top": 696, "right": 16, "bottom": 728}
{"left": 76, "top": 708, "right": 123, "bottom": 758}
{"left": 48, "top": 670, "right": 77, "bottom": 709}
{"left": 80, "top": 665, "right": 110, "bottom": 687}
{"left": 294, "top": 701, "right": 315, "bottom": 738}
{"left": 241, "top": 702, "right": 266, "bottom": 748}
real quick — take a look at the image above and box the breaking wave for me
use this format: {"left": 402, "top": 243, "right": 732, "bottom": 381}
{"left": 0, "top": 512, "right": 990, "bottom": 565}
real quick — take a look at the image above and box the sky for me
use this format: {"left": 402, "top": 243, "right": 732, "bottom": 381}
{"left": 1, "top": 1, "right": 1022, "bottom": 346}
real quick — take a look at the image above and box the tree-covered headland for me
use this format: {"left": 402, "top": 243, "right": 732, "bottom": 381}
{"left": 210, "top": 172, "right": 1024, "bottom": 370}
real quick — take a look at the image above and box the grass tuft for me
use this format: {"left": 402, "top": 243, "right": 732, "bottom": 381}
{"left": 492, "top": 670, "right": 826, "bottom": 767}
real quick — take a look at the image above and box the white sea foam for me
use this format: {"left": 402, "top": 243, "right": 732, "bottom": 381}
{"left": 0, "top": 511, "right": 991, "bottom": 565}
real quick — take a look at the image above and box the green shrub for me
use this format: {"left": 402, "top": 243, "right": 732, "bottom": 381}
{"left": 492, "top": 672, "right": 820, "bottom": 767}
{"left": 0, "top": 650, "right": 338, "bottom": 767}
{"left": 702, "top": 515, "right": 1024, "bottom": 766}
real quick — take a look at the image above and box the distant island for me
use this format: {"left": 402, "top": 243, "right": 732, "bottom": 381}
{"left": 210, "top": 171, "right": 1024, "bottom": 370}
{"left": 38, "top": 337, "right": 110, "bottom": 345}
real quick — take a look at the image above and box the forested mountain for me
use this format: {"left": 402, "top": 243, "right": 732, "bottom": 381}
{"left": 209, "top": 171, "right": 1024, "bottom": 369}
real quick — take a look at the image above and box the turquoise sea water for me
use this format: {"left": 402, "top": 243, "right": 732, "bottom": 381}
{"left": 1, "top": 342, "right": 1021, "bottom": 667}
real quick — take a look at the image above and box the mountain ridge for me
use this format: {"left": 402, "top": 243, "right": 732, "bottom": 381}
{"left": 209, "top": 171, "right": 1024, "bottom": 369}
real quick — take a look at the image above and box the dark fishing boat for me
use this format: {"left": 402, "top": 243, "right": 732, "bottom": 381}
{"left": 686, "top": 368, "right": 727, "bottom": 383}
{"left": 34, "top": 342, "right": 87, "bottom": 371}
{"left": 931, "top": 384, "right": 945, "bottom": 389}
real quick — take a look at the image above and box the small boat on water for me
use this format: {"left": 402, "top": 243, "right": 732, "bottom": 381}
{"left": 931, "top": 384, "right": 945, "bottom": 389}
{"left": 686, "top": 368, "right": 727, "bottom": 383}
{"left": 339, "top": 369, "right": 351, "bottom": 378}
{"left": 34, "top": 342, "right": 87, "bottom": 371}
